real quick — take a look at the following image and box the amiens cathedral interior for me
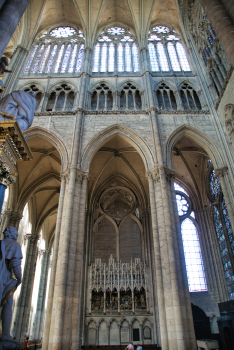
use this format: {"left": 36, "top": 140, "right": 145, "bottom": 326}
{"left": 1, "top": 0, "right": 234, "bottom": 350}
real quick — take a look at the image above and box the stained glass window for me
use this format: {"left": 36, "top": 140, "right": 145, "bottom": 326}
{"left": 75, "top": 44, "right": 84, "bottom": 73}
{"left": 24, "top": 26, "right": 85, "bottom": 75}
{"left": 148, "top": 26, "right": 191, "bottom": 73}
{"left": 176, "top": 43, "right": 191, "bottom": 71}
{"left": 209, "top": 169, "right": 220, "bottom": 201}
{"left": 148, "top": 43, "right": 159, "bottom": 71}
{"left": 174, "top": 183, "right": 207, "bottom": 292}
{"left": 213, "top": 206, "right": 234, "bottom": 299}
{"left": 92, "top": 27, "right": 139, "bottom": 73}
{"left": 167, "top": 43, "right": 181, "bottom": 71}
{"left": 108, "top": 43, "right": 115, "bottom": 72}
{"left": 222, "top": 199, "right": 234, "bottom": 256}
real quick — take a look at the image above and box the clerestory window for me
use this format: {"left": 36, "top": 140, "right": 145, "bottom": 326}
{"left": 24, "top": 26, "right": 85, "bottom": 76}
{"left": 208, "top": 165, "right": 234, "bottom": 299}
{"left": 174, "top": 183, "right": 207, "bottom": 292}
{"left": 92, "top": 27, "right": 140, "bottom": 74}
{"left": 148, "top": 26, "right": 191, "bottom": 73}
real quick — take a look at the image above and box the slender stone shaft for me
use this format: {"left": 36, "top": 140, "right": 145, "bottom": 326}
{"left": 199, "top": 0, "right": 234, "bottom": 66}
{"left": 0, "top": 0, "right": 30, "bottom": 58}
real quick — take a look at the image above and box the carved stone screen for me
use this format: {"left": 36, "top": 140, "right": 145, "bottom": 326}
{"left": 119, "top": 217, "right": 141, "bottom": 262}
{"left": 94, "top": 218, "right": 116, "bottom": 263}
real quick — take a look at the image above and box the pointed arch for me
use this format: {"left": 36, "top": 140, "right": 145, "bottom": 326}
{"left": 166, "top": 125, "right": 223, "bottom": 169}
{"left": 24, "top": 126, "right": 68, "bottom": 170}
{"left": 81, "top": 124, "right": 154, "bottom": 172}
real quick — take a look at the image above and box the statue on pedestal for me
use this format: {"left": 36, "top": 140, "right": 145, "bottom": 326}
{"left": 0, "top": 226, "right": 23, "bottom": 349}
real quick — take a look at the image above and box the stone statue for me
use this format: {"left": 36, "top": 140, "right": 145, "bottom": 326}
{"left": 0, "top": 226, "right": 23, "bottom": 348}
{"left": 0, "top": 90, "right": 36, "bottom": 131}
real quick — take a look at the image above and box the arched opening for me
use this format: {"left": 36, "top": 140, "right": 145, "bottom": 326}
{"left": 85, "top": 133, "right": 153, "bottom": 343}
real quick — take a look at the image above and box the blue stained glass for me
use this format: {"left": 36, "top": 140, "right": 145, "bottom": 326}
{"left": 213, "top": 206, "right": 234, "bottom": 299}
{"left": 38, "top": 45, "right": 51, "bottom": 73}
{"left": 168, "top": 42, "right": 181, "bottom": 71}
{"left": 68, "top": 44, "right": 78, "bottom": 73}
{"left": 157, "top": 42, "right": 169, "bottom": 71}
{"left": 209, "top": 170, "right": 220, "bottom": 200}
{"left": 222, "top": 198, "right": 234, "bottom": 255}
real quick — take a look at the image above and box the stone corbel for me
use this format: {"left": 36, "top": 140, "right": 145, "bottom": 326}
{"left": 214, "top": 167, "right": 228, "bottom": 178}
{"left": 147, "top": 168, "right": 160, "bottom": 184}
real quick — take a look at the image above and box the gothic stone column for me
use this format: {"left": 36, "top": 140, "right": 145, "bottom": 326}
{"left": 148, "top": 167, "right": 197, "bottom": 350}
{"left": 14, "top": 234, "right": 39, "bottom": 342}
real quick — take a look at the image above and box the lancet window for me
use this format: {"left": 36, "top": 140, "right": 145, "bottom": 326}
{"left": 148, "top": 26, "right": 191, "bottom": 73}
{"left": 208, "top": 165, "right": 234, "bottom": 299}
{"left": 120, "top": 83, "right": 141, "bottom": 110}
{"left": 24, "top": 26, "right": 85, "bottom": 76}
{"left": 24, "top": 84, "right": 43, "bottom": 111}
{"left": 188, "top": 0, "right": 231, "bottom": 95}
{"left": 92, "top": 27, "right": 140, "bottom": 74}
{"left": 156, "top": 83, "right": 177, "bottom": 110}
{"left": 180, "top": 83, "right": 201, "bottom": 110}
{"left": 91, "top": 84, "right": 113, "bottom": 111}
{"left": 46, "top": 84, "right": 75, "bottom": 112}
{"left": 174, "top": 183, "right": 207, "bottom": 292}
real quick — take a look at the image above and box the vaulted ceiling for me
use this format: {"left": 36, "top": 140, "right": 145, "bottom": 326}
{"left": 6, "top": 0, "right": 183, "bottom": 55}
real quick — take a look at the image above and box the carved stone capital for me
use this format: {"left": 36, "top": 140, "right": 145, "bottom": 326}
{"left": 147, "top": 168, "right": 160, "bottom": 183}
{"left": 147, "top": 166, "right": 175, "bottom": 184}
{"left": 214, "top": 167, "right": 228, "bottom": 178}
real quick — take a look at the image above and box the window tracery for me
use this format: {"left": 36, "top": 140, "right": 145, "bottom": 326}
{"left": 148, "top": 26, "right": 191, "bottom": 73}
{"left": 24, "top": 26, "right": 85, "bottom": 76}
{"left": 208, "top": 163, "right": 234, "bottom": 299}
{"left": 156, "top": 83, "right": 177, "bottom": 110}
{"left": 46, "top": 83, "right": 75, "bottom": 112}
{"left": 180, "top": 83, "right": 201, "bottom": 110}
{"left": 92, "top": 27, "right": 140, "bottom": 74}
{"left": 24, "top": 84, "right": 43, "bottom": 111}
{"left": 174, "top": 183, "right": 207, "bottom": 292}
{"left": 91, "top": 84, "right": 113, "bottom": 111}
{"left": 188, "top": 0, "right": 231, "bottom": 95}
{"left": 120, "top": 83, "right": 141, "bottom": 110}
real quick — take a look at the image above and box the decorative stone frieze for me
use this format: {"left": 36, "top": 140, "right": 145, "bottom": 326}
{"left": 0, "top": 121, "right": 33, "bottom": 186}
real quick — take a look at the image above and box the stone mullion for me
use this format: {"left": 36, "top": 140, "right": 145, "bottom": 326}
{"left": 70, "top": 176, "right": 89, "bottom": 350}
{"left": 62, "top": 92, "right": 68, "bottom": 111}
{"left": 213, "top": 63, "right": 224, "bottom": 86}
{"left": 65, "top": 44, "right": 72, "bottom": 74}
{"left": 15, "top": 234, "right": 39, "bottom": 342}
{"left": 58, "top": 43, "right": 67, "bottom": 73}
{"left": 42, "top": 175, "right": 66, "bottom": 350}
{"left": 52, "top": 92, "right": 59, "bottom": 112}
{"left": 147, "top": 176, "right": 168, "bottom": 349}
